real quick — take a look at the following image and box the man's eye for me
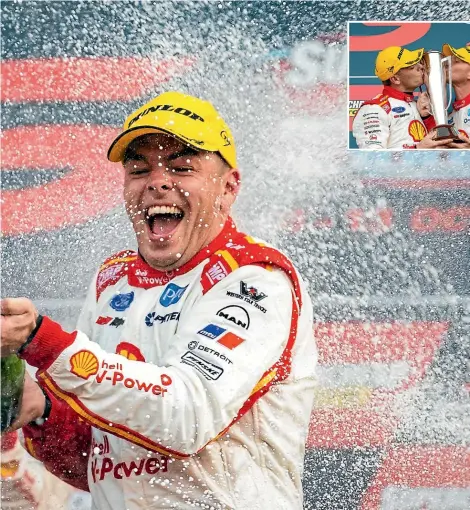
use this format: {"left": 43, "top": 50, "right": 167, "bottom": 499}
{"left": 129, "top": 169, "right": 149, "bottom": 176}
{"left": 172, "top": 167, "right": 192, "bottom": 173}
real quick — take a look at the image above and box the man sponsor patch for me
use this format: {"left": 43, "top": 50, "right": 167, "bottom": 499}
{"left": 145, "top": 311, "right": 180, "bottom": 327}
{"left": 159, "top": 283, "right": 188, "bottom": 307}
{"left": 216, "top": 305, "right": 250, "bottom": 329}
{"left": 198, "top": 323, "right": 226, "bottom": 339}
{"left": 109, "top": 291, "right": 134, "bottom": 311}
{"left": 217, "top": 331, "right": 245, "bottom": 350}
{"left": 180, "top": 351, "right": 223, "bottom": 380}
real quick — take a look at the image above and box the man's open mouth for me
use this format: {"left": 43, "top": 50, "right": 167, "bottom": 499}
{"left": 145, "top": 205, "right": 184, "bottom": 237}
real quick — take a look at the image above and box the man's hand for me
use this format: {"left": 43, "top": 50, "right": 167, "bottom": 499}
{"left": 448, "top": 132, "right": 470, "bottom": 149}
{"left": 1, "top": 298, "right": 38, "bottom": 356}
{"left": 417, "top": 130, "right": 454, "bottom": 149}
{"left": 417, "top": 91, "right": 432, "bottom": 118}
{"left": 3, "top": 372, "right": 46, "bottom": 433}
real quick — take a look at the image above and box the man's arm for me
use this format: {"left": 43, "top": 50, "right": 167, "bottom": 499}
{"left": 352, "top": 104, "right": 390, "bottom": 149}
{"left": 22, "top": 383, "right": 91, "bottom": 492}
{"left": 6, "top": 266, "right": 300, "bottom": 458}
{"left": 19, "top": 279, "right": 98, "bottom": 491}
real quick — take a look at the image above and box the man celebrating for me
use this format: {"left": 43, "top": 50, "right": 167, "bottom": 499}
{"left": 353, "top": 45, "right": 451, "bottom": 149}
{"left": 0, "top": 92, "right": 317, "bottom": 509}
{"left": 442, "top": 42, "right": 470, "bottom": 148}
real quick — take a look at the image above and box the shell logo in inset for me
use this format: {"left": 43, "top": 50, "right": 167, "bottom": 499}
{"left": 70, "top": 350, "right": 99, "bottom": 379}
{"left": 116, "top": 341, "right": 145, "bottom": 362}
{"left": 408, "top": 120, "right": 426, "bottom": 142}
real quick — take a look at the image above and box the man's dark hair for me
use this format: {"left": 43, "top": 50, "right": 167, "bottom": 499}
{"left": 382, "top": 79, "right": 392, "bottom": 86}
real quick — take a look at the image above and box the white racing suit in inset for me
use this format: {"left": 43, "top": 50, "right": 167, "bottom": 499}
{"left": 353, "top": 86, "right": 435, "bottom": 149}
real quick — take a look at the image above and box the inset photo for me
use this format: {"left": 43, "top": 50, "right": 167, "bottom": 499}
{"left": 348, "top": 21, "right": 470, "bottom": 150}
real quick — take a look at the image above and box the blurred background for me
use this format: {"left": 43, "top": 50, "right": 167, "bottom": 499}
{"left": 1, "top": 1, "right": 469, "bottom": 508}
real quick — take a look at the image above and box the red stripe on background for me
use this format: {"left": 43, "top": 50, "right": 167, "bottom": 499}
{"left": 313, "top": 322, "right": 448, "bottom": 364}
{"left": 360, "top": 446, "right": 470, "bottom": 509}
{"left": 307, "top": 408, "right": 398, "bottom": 448}
{"left": 361, "top": 178, "right": 470, "bottom": 190}
{"left": 1, "top": 57, "right": 194, "bottom": 102}
{"left": 1, "top": 125, "right": 121, "bottom": 235}
{"left": 349, "top": 23, "right": 431, "bottom": 52}
{"left": 349, "top": 85, "right": 382, "bottom": 100}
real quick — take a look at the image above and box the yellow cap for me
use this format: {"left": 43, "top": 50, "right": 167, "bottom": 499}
{"left": 375, "top": 46, "right": 424, "bottom": 81}
{"left": 442, "top": 43, "right": 470, "bottom": 64}
{"left": 107, "top": 91, "right": 237, "bottom": 168}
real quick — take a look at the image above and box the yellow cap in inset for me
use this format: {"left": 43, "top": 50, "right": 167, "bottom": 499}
{"left": 375, "top": 46, "right": 424, "bottom": 81}
{"left": 442, "top": 43, "right": 470, "bottom": 64}
{"left": 107, "top": 91, "right": 237, "bottom": 168}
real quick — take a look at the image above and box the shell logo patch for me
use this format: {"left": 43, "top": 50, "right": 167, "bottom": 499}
{"left": 116, "top": 341, "right": 145, "bottom": 362}
{"left": 408, "top": 120, "right": 426, "bottom": 142}
{"left": 70, "top": 350, "right": 99, "bottom": 379}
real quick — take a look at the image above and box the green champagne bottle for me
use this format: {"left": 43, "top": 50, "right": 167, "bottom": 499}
{"left": 1, "top": 355, "right": 25, "bottom": 432}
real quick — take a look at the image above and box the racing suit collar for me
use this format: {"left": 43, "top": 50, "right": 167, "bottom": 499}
{"left": 129, "top": 217, "right": 238, "bottom": 287}
{"left": 383, "top": 86, "right": 415, "bottom": 103}
{"left": 453, "top": 92, "right": 470, "bottom": 111}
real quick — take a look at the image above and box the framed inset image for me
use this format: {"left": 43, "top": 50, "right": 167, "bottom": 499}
{"left": 348, "top": 21, "right": 470, "bottom": 150}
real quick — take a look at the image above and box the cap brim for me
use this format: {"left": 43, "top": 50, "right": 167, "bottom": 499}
{"left": 403, "top": 48, "right": 424, "bottom": 67}
{"left": 442, "top": 44, "right": 453, "bottom": 57}
{"left": 107, "top": 126, "right": 218, "bottom": 162}
{"left": 442, "top": 43, "right": 470, "bottom": 64}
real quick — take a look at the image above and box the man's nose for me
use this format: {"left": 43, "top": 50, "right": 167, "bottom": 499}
{"left": 147, "top": 167, "right": 173, "bottom": 192}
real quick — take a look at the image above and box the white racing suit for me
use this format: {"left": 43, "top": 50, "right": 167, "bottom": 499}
{"left": 352, "top": 86, "right": 435, "bottom": 149}
{"left": 21, "top": 219, "right": 317, "bottom": 510}
{"left": 448, "top": 92, "right": 470, "bottom": 138}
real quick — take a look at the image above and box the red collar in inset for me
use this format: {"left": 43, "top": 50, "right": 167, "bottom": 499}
{"left": 383, "top": 86, "right": 415, "bottom": 103}
{"left": 453, "top": 92, "right": 470, "bottom": 111}
{"left": 128, "top": 218, "right": 239, "bottom": 288}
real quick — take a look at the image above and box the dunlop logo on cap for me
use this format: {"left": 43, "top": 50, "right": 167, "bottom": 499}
{"left": 70, "top": 350, "right": 99, "bottom": 379}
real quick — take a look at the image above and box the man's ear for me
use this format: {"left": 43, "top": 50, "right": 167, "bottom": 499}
{"left": 225, "top": 168, "right": 241, "bottom": 195}
{"left": 390, "top": 73, "right": 401, "bottom": 86}
{"left": 220, "top": 168, "right": 241, "bottom": 212}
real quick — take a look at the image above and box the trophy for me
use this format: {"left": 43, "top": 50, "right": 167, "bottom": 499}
{"left": 423, "top": 50, "right": 461, "bottom": 141}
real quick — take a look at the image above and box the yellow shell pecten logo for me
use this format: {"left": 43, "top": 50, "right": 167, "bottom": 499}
{"left": 70, "top": 350, "right": 99, "bottom": 379}
{"left": 408, "top": 120, "right": 426, "bottom": 142}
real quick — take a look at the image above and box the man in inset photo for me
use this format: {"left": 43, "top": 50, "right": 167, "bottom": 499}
{"left": 442, "top": 42, "right": 470, "bottom": 148}
{"left": 352, "top": 45, "right": 451, "bottom": 150}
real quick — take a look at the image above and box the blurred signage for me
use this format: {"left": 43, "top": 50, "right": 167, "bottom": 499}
{"left": 307, "top": 322, "right": 448, "bottom": 448}
{"left": 360, "top": 446, "right": 470, "bottom": 509}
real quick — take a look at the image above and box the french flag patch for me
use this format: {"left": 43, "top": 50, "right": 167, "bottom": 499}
{"left": 198, "top": 324, "right": 226, "bottom": 340}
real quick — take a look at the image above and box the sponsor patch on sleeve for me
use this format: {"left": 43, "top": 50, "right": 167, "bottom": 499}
{"left": 217, "top": 332, "right": 245, "bottom": 350}
{"left": 180, "top": 351, "right": 224, "bottom": 380}
{"left": 198, "top": 324, "right": 226, "bottom": 339}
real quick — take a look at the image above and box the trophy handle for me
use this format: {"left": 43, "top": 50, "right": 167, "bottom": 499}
{"left": 442, "top": 55, "right": 453, "bottom": 111}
